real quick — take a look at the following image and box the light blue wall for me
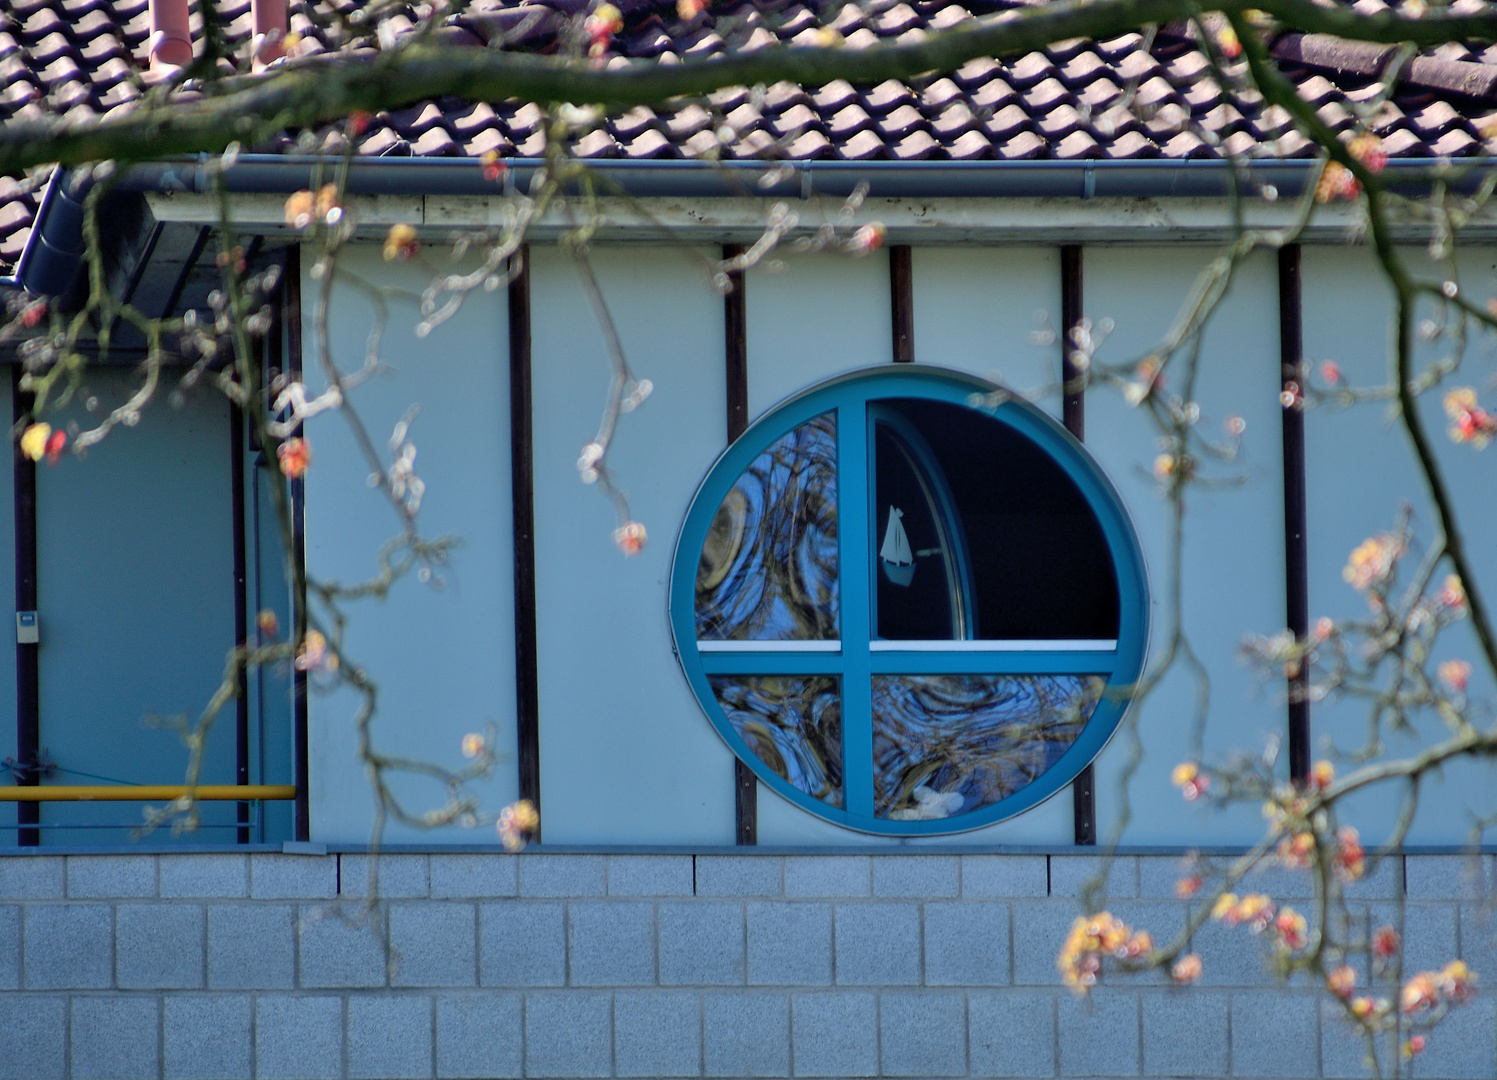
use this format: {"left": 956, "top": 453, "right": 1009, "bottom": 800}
{"left": 1302, "top": 245, "right": 1497, "bottom": 845}
{"left": 529, "top": 245, "right": 736, "bottom": 844}
{"left": 303, "top": 245, "right": 519, "bottom": 844}
{"left": 33, "top": 371, "right": 239, "bottom": 843}
{"left": 1084, "top": 247, "right": 1287, "bottom": 846}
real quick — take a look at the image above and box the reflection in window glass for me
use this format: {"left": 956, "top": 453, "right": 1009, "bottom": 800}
{"left": 710, "top": 676, "right": 843, "bottom": 807}
{"left": 872, "top": 675, "right": 1104, "bottom": 820}
{"left": 696, "top": 414, "right": 839, "bottom": 640}
{"left": 874, "top": 418, "right": 963, "bottom": 640}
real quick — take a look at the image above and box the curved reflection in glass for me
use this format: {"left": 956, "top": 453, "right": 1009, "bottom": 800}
{"left": 695, "top": 413, "right": 839, "bottom": 641}
{"left": 710, "top": 676, "right": 843, "bottom": 807}
{"left": 872, "top": 675, "right": 1104, "bottom": 820}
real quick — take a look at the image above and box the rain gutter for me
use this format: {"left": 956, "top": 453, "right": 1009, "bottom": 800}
{"left": 117, "top": 153, "right": 1497, "bottom": 201}
{"left": 7, "top": 154, "right": 1497, "bottom": 296}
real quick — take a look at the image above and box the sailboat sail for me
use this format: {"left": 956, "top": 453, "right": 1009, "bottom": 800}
{"left": 880, "top": 506, "right": 915, "bottom": 587}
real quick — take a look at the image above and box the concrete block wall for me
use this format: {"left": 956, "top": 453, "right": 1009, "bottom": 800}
{"left": 0, "top": 851, "right": 1493, "bottom": 1079}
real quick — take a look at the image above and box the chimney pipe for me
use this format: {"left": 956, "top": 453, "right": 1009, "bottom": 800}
{"left": 147, "top": 0, "right": 193, "bottom": 75}
{"left": 251, "top": 0, "right": 290, "bottom": 71}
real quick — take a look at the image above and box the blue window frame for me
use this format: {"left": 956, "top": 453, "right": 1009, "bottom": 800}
{"left": 671, "top": 366, "right": 1148, "bottom": 836}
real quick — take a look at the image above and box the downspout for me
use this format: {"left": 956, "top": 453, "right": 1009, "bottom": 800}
{"left": 0, "top": 168, "right": 92, "bottom": 300}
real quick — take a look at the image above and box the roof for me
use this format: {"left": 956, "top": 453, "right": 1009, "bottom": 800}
{"left": 5, "top": 0, "right": 1497, "bottom": 271}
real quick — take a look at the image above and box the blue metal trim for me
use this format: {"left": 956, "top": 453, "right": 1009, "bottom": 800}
{"left": 668, "top": 365, "right": 1149, "bottom": 837}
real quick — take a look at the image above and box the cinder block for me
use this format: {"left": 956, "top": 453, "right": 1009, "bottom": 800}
{"left": 962, "top": 855, "right": 1048, "bottom": 899}
{"left": 1320, "top": 998, "right": 1385, "bottom": 1080}
{"left": 1141, "top": 990, "right": 1227, "bottom": 1077}
{"left": 164, "top": 994, "right": 252, "bottom": 1079}
{"left": 341, "top": 854, "right": 430, "bottom": 899}
{"left": 208, "top": 904, "right": 295, "bottom": 989}
{"left": 705, "top": 992, "right": 790, "bottom": 1077}
{"left": 256, "top": 995, "right": 343, "bottom": 1080}
{"left": 1012, "top": 901, "right": 1080, "bottom": 987}
{"left": 1188, "top": 905, "right": 1279, "bottom": 988}
{"left": 480, "top": 901, "right": 566, "bottom": 986}
{"left": 1413, "top": 993, "right": 1496, "bottom": 1079}
{"left": 0, "top": 907, "right": 17, "bottom": 990}
{"left": 1058, "top": 990, "right": 1139, "bottom": 1077}
{"left": 1407, "top": 855, "right": 1490, "bottom": 901}
{"left": 569, "top": 902, "right": 655, "bottom": 986}
{"left": 347, "top": 995, "right": 435, "bottom": 1079}
{"left": 67, "top": 855, "right": 156, "bottom": 898}
{"left": 390, "top": 902, "right": 477, "bottom": 987}
{"left": 437, "top": 992, "right": 523, "bottom": 1079}
{"left": 614, "top": 991, "right": 702, "bottom": 1077}
{"left": 785, "top": 857, "right": 870, "bottom": 898}
{"left": 879, "top": 991, "right": 966, "bottom": 1076}
{"left": 969, "top": 991, "right": 1055, "bottom": 1077}
{"left": 160, "top": 853, "right": 248, "bottom": 898}
{"left": 660, "top": 900, "right": 745, "bottom": 985}
{"left": 697, "top": 856, "right": 784, "bottom": 898}
{"left": 873, "top": 855, "right": 959, "bottom": 897}
{"left": 525, "top": 991, "right": 613, "bottom": 1078}
{"left": 925, "top": 902, "right": 1010, "bottom": 987}
{"left": 520, "top": 855, "right": 606, "bottom": 898}
{"left": 1049, "top": 855, "right": 1137, "bottom": 900}
{"left": 71, "top": 994, "right": 159, "bottom": 1080}
{"left": 609, "top": 855, "right": 694, "bottom": 896}
{"left": 1343, "top": 853, "right": 1403, "bottom": 901}
{"left": 1459, "top": 903, "right": 1497, "bottom": 989}
{"left": 0, "top": 855, "right": 64, "bottom": 899}
{"left": 298, "top": 905, "right": 388, "bottom": 987}
{"left": 0, "top": 995, "right": 65, "bottom": 1080}
{"left": 117, "top": 903, "right": 204, "bottom": 989}
{"left": 790, "top": 992, "right": 877, "bottom": 1077}
{"left": 1139, "top": 854, "right": 1277, "bottom": 901}
{"left": 431, "top": 854, "right": 517, "bottom": 898}
{"left": 23, "top": 904, "right": 112, "bottom": 989}
{"left": 834, "top": 902, "right": 919, "bottom": 985}
{"left": 250, "top": 853, "right": 337, "bottom": 899}
{"left": 1364, "top": 902, "right": 1459, "bottom": 975}
{"left": 1230, "top": 991, "right": 1318, "bottom": 1078}
{"left": 748, "top": 902, "right": 832, "bottom": 986}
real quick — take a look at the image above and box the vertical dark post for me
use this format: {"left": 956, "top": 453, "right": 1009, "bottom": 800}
{"left": 285, "top": 245, "right": 310, "bottom": 842}
{"left": 722, "top": 244, "right": 756, "bottom": 845}
{"left": 1061, "top": 245, "right": 1095, "bottom": 845}
{"left": 1279, "top": 245, "right": 1310, "bottom": 784}
{"left": 12, "top": 369, "right": 38, "bottom": 846}
{"left": 231, "top": 400, "right": 250, "bottom": 843}
{"left": 890, "top": 246, "right": 914, "bottom": 364}
{"left": 510, "top": 246, "right": 542, "bottom": 840}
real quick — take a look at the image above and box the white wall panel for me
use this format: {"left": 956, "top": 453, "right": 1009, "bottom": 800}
{"left": 1302, "top": 245, "right": 1497, "bottom": 845}
{"left": 530, "top": 245, "right": 735, "bottom": 844}
{"left": 1084, "top": 247, "right": 1287, "bottom": 845}
{"left": 745, "top": 251, "right": 892, "bottom": 419}
{"left": 305, "top": 245, "right": 518, "bottom": 844}
{"left": 911, "top": 246, "right": 1063, "bottom": 419}
{"left": 36, "top": 372, "right": 237, "bottom": 842}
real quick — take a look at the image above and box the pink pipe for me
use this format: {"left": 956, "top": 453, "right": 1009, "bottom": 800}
{"left": 251, "top": 0, "right": 289, "bottom": 70}
{"left": 147, "top": 0, "right": 193, "bottom": 72}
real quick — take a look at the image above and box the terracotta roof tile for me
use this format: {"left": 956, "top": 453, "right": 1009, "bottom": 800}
{"left": 8, "top": 0, "right": 1497, "bottom": 271}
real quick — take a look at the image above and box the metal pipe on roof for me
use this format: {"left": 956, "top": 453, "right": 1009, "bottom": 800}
{"left": 148, "top": 0, "right": 194, "bottom": 74}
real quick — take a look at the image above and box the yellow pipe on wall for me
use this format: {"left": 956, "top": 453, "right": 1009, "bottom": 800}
{"left": 0, "top": 784, "right": 297, "bottom": 802}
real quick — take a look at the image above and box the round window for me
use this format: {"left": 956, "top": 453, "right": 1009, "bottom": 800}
{"left": 670, "top": 366, "right": 1148, "bottom": 835}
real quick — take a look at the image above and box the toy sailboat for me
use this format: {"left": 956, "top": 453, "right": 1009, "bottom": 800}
{"left": 880, "top": 506, "right": 915, "bottom": 587}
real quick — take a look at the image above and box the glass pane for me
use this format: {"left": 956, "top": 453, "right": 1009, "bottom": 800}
{"left": 874, "top": 420, "right": 960, "bottom": 640}
{"left": 872, "top": 675, "right": 1104, "bottom": 820}
{"left": 696, "top": 413, "right": 839, "bottom": 640}
{"left": 710, "top": 676, "right": 843, "bottom": 807}
{"left": 872, "top": 399, "right": 1119, "bottom": 639}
